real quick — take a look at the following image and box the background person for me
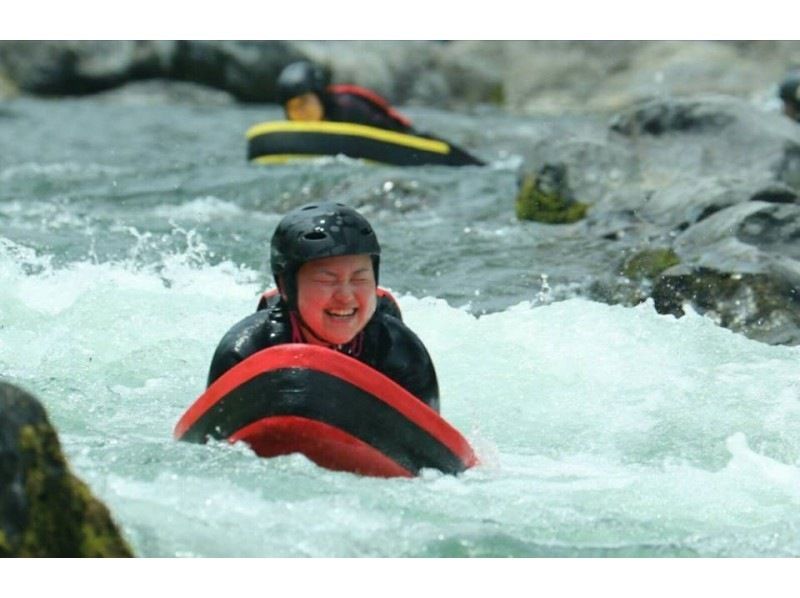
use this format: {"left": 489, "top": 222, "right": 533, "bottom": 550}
{"left": 276, "top": 61, "right": 415, "bottom": 133}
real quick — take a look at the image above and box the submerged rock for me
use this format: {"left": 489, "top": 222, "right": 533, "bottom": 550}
{"left": 649, "top": 201, "right": 800, "bottom": 345}
{"left": 621, "top": 248, "right": 681, "bottom": 281}
{"left": 609, "top": 99, "right": 737, "bottom": 136}
{"left": 515, "top": 163, "right": 588, "bottom": 224}
{"left": 652, "top": 268, "right": 800, "bottom": 345}
{"left": 0, "top": 382, "right": 132, "bottom": 557}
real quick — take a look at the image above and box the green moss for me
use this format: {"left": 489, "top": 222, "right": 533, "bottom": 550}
{"left": 515, "top": 173, "right": 588, "bottom": 224}
{"left": 0, "top": 69, "right": 19, "bottom": 98}
{"left": 0, "top": 529, "right": 9, "bottom": 557}
{"left": 487, "top": 83, "right": 505, "bottom": 105}
{"left": 622, "top": 248, "right": 680, "bottom": 281}
{"left": 15, "top": 423, "right": 133, "bottom": 557}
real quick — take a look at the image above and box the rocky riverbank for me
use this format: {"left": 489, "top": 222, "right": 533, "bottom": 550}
{"left": 513, "top": 95, "right": 800, "bottom": 345}
{"left": 2, "top": 41, "right": 799, "bottom": 113}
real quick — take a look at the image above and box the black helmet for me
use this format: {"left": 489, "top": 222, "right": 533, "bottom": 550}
{"left": 276, "top": 61, "right": 329, "bottom": 105}
{"left": 270, "top": 202, "right": 381, "bottom": 307}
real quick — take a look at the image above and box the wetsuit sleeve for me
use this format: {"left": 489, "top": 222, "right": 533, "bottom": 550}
{"left": 368, "top": 315, "right": 440, "bottom": 413}
{"left": 206, "top": 309, "right": 289, "bottom": 387}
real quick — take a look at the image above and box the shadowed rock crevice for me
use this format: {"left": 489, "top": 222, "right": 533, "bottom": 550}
{"left": 749, "top": 185, "right": 798, "bottom": 205}
{"left": 610, "top": 100, "right": 737, "bottom": 137}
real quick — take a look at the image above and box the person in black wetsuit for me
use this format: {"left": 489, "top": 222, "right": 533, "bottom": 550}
{"left": 275, "top": 61, "right": 415, "bottom": 133}
{"left": 207, "top": 202, "right": 439, "bottom": 412}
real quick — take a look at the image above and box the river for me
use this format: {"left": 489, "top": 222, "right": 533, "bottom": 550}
{"left": 1, "top": 95, "right": 799, "bottom": 557}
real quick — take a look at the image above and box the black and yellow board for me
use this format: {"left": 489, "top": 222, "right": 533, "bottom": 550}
{"left": 174, "top": 344, "right": 478, "bottom": 477}
{"left": 246, "top": 121, "right": 484, "bottom": 167}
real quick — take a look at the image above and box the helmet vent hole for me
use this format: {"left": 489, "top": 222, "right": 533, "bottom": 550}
{"left": 303, "top": 231, "right": 327, "bottom": 241}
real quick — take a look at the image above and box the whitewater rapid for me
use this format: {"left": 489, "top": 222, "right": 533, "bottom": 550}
{"left": 2, "top": 237, "right": 798, "bottom": 557}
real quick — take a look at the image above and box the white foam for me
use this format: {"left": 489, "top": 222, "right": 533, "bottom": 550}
{"left": 2, "top": 252, "right": 799, "bottom": 556}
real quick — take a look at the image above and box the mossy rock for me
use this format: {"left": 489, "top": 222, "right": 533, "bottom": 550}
{"left": 487, "top": 82, "right": 505, "bottom": 105}
{"left": 652, "top": 268, "right": 800, "bottom": 345}
{"left": 0, "top": 68, "right": 20, "bottom": 99}
{"left": 515, "top": 172, "right": 588, "bottom": 224}
{"left": 621, "top": 248, "right": 680, "bottom": 281}
{"left": 0, "top": 382, "right": 133, "bottom": 557}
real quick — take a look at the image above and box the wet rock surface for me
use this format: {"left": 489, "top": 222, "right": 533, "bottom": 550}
{"left": 0, "top": 381, "right": 132, "bottom": 557}
{"left": 513, "top": 96, "right": 800, "bottom": 345}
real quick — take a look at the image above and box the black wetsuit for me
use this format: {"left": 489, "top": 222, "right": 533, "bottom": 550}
{"left": 207, "top": 299, "right": 440, "bottom": 412}
{"left": 321, "top": 86, "right": 414, "bottom": 134}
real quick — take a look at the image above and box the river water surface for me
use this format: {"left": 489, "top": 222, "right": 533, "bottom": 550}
{"left": 1, "top": 96, "right": 799, "bottom": 557}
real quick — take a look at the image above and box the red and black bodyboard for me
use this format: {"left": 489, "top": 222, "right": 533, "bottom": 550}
{"left": 174, "top": 345, "right": 477, "bottom": 477}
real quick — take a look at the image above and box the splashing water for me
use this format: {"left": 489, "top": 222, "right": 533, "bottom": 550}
{"left": 2, "top": 236, "right": 799, "bottom": 557}
{"left": 1, "top": 97, "right": 799, "bottom": 557}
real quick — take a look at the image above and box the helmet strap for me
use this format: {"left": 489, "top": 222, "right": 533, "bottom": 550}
{"left": 276, "top": 274, "right": 289, "bottom": 301}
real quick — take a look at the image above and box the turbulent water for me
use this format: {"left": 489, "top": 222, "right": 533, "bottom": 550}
{"left": 1, "top": 96, "right": 799, "bottom": 557}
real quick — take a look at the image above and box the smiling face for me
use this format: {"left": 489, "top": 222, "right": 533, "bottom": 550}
{"left": 295, "top": 254, "right": 377, "bottom": 346}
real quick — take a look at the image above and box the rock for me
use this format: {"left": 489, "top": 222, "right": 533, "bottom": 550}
{"left": 0, "top": 65, "right": 18, "bottom": 99}
{"left": 507, "top": 95, "right": 800, "bottom": 345}
{"left": 505, "top": 41, "right": 800, "bottom": 114}
{"left": 609, "top": 98, "right": 737, "bottom": 136}
{"left": 169, "top": 40, "right": 304, "bottom": 102}
{"left": 621, "top": 248, "right": 681, "bottom": 282}
{"left": 650, "top": 202, "right": 800, "bottom": 345}
{"left": 609, "top": 96, "right": 799, "bottom": 182}
{"left": 0, "top": 41, "right": 170, "bottom": 95}
{"left": 652, "top": 268, "right": 800, "bottom": 345}
{"left": 0, "top": 40, "right": 302, "bottom": 102}
{"left": 432, "top": 41, "right": 507, "bottom": 108}
{"left": 0, "top": 382, "right": 132, "bottom": 557}
{"left": 515, "top": 163, "right": 588, "bottom": 224}
{"left": 775, "top": 142, "right": 800, "bottom": 190}
{"left": 290, "top": 41, "right": 439, "bottom": 105}
{"left": 93, "top": 79, "right": 236, "bottom": 106}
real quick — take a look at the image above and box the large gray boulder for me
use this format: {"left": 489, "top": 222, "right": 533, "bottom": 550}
{"left": 0, "top": 41, "right": 172, "bottom": 95}
{"left": 0, "top": 40, "right": 304, "bottom": 102}
{"left": 503, "top": 41, "right": 800, "bottom": 114}
{"left": 0, "top": 381, "right": 132, "bottom": 557}
{"left": 512, "top": 95, "right": 800, "bottom": 345}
